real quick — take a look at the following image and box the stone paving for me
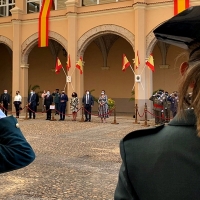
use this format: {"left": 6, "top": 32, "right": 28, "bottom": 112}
{"left": 0, "top": 113, "right": 155, "bottom": 200}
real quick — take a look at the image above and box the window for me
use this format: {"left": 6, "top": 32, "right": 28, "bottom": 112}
{"left": 0, "top": 0, "right": 15, "bottom": 17}
{"left": 27, "top": 0, "right": 57, "bottom": 14}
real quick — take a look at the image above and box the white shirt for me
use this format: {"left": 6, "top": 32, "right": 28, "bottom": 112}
{"left": 14, "top": 94, "right": 22, "bottom": 102}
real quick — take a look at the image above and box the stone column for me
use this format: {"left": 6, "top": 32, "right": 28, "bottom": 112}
{"left": 134, "top": 4, "right": 152, "bottom": 120}
{"left": 20, "top": 64, "right": 29, "bottom": 113}
{"left": 10, "top": 7, "right": 23, "bottom": 113}
{"left": 65, "top": 1, "right": 82, "bottom": 115}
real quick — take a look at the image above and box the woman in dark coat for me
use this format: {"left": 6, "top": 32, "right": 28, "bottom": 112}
{"left": 115, "top": 6, "right": 200, "bottom": 200}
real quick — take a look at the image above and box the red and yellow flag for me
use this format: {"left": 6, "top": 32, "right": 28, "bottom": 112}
{"left": 76, "top": 57, "right": 83, "bottom": 75}
{"left": 38, "top": 0, "right": 52, "bottom": 47}
{"left": 174, "top": 0, "right": 189, "bottom": 15}
{"left": 135, "top": 51, "right": 140, "bottom": 69}
{"left": 122, "top": 54, "right": 131, "bottom": 72}
{"left": 66, "top": 54, "right": 71, "bottom": 71}
{"left": 55, "top": 57, "right": 63, "bottom": 74}
{"left": 146, "top": 54, "right": 155, "bottom": 72}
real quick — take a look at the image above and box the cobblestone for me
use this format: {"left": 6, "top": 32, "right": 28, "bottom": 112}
{"left": 0, "top": 114, "right": 155, "bottom": 200}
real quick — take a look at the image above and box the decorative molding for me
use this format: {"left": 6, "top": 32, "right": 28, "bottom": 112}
{"left": 21, "top": 31, "right": 68, "bottom": 64}
{"left": 77, "top": 24, "right": 135, "bottom": 58}
{"left": 0, "top": 35, "right": 13, "bottom": 50}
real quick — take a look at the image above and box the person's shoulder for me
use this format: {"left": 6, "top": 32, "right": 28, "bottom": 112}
{"left": 123, "top": 124, "right": 165, "bottom": 142}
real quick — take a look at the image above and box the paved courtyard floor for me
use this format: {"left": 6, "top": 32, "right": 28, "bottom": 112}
{"left": 0, "top": 113, "right": 155, "bottom": 200}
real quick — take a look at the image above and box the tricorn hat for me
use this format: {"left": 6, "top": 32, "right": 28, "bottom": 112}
{"left": 153, "top": 6, "right": 200, "bottom": 49}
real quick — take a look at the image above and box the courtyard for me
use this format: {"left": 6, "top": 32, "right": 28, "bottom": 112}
{"left": 0, "top": 113, "right": 154, "bottom": 200}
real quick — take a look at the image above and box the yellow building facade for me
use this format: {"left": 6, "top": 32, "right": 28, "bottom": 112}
{"left": 0, "top": 0, "right": 198, "bottom": 114}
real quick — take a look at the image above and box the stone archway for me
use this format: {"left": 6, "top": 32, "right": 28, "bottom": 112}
{"left": 146, "top": 31, "right": 157, "bottom": 57}
{"left": 21, "top": 31, "right": 68, "bottom": 64}
{"left": 0, "top": 35, "right": 13, "bottom": 50}
{"left": 77, "top": 24, "right": 135, "bottom": 58}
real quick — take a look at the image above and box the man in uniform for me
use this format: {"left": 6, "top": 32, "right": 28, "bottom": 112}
{"left": 0, "top": 109, "right": 35, "bottom": 173}
{"left": 149, "top": 90, "right": 164, "bottom": 125}
{"left": 163, "top": 91, "right": 171, "bottom": 123}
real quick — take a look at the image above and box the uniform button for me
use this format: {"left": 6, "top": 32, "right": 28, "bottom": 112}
{"left": 16, "top": 123, "right": 20, "bottom": 128}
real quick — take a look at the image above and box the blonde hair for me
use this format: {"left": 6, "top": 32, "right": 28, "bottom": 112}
{"left": 178, "top": 43, "right": 200, "bottom": 136}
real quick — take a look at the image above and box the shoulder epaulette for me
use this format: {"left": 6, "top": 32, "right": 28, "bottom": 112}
{"left": 123, "top": 124, "right": 165, "bottom": 141}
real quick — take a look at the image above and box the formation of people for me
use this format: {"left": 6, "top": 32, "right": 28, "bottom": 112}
{"left": 149, "top": 90, "right": 179, "bottom": 125}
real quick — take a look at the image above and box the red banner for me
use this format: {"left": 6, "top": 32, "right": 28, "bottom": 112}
{"left": 38, "top": 0, "right": 52, "bottom": 47}
{"left": 174, "top": 0, "right": 189, "bottom": 15}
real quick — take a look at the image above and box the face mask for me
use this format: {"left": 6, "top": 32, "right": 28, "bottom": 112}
{"left": 4, "top": 91, "right": 7, "bottom": 94}
{"left": 86, "top": 92, "right": 89, "bottom": 95}
{"left": 30, "top": 92, "right": 33, "bottom": 94}
{"left": 62, "top": 92, "right": 64, "bottom": 94}
{"left": 47, "top": 92, "right": 50, "bottom": 95}
{"left": 101, "top": 92, "right": 104, "bottom": 95}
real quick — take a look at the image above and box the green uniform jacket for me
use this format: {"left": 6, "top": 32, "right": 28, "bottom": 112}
{"left": 0, "top": 116, "right": 35, "bottom": 173}
{"left": 114, "top": 109, "right": 200, "bottom": 200}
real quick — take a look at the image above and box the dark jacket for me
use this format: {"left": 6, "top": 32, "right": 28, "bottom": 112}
{"left": 0, "top": 93, "right": 10, "bottom": 104}
{"left": 115, "top": 109, "right": 200, "bottom": 200}
{"left": 60, "top": 93, "right": 68, "bottom": 104}
{"left": 28, "top": 93, "right": 37, "bottom": 107}
{"left": 82, "top": 94, "right": 94, "bottom": 106}
{"left": 44, "top": 95, "right": 53, "bottom": 107}
{"left": 53, "top": 92, "right": 61, "bottom": 104}
{"left": 0, "top": 116, "right": 35, "bottom": 173}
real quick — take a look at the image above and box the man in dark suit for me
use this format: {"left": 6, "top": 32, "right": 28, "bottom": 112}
{"left": 0, "top": 89, "right": 10, "bottom": 116}
{"left": 28, "top": 90, "right": 37, "bottom": 119}
{"left": 34, "top": 91, "right": 40, "bottom": 112}
{"left": 82, "top": 90, "right": 94, "bottom": 122}
{"left": 59, "top": 90, "right": 68, "bottom": 121}
{"left": 0, "top": 109, "right": 35, "bottom": 173}
{"left": 44, "top": 90, "right": 53, "bottom": 120}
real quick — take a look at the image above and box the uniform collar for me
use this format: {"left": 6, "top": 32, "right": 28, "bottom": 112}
{"left": 168, "top": 109, "right": 196, "bottom": 126}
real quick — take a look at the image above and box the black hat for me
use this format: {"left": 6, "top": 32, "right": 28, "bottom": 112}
{"left": 153, "top": 6, "right": 200, "bottom": 49}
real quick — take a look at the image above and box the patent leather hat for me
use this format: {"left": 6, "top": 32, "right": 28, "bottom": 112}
{"left": 153, "top": 6, "right": 200, "bottom": 49}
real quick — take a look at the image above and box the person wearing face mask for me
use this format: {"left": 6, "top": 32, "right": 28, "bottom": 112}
{"left": 28, "top": 90, "right": 37, "bottom": 119}
{"left": 98, "top": 90, "right": 108, "bottom": 123}
{"left": 59, "top": 90, "right": 68, "bottom": 121}
{"left": 13, "top": 91, "right": 22, "bottom": 118}
{"left": 82, "top": 90, "right": 94, "bottom": 122}
{"left": 52, "top": 89, "right": 60, "bottom": 115}
{"left": 70, "top": 92, "right": 79, "bottom": 121}
{"left": 0, "top": 89, "right": 10, "bottom": 116}
{"left": 44, "top": 90, "right": 53, "bottom": 120}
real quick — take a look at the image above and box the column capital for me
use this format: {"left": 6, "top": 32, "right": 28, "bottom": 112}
{"left": 10, "top": 6, "right": 23, "bottom": 20}
{"left": 65, "top": 0, "right": 78, "bottom": 12}
{"left": 20, "top": 64, "right": 29, "bottom": 69}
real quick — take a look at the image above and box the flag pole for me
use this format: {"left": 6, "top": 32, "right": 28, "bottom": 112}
{"left": 62, "top": 66, "right": 67, "bottom": 91}
{"left": 130, "top": 65, "right": 136, "bottom": 76}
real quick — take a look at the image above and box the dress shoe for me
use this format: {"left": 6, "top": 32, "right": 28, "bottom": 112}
{"left": 84, "top": 119, "right": 88, "bottom": 122}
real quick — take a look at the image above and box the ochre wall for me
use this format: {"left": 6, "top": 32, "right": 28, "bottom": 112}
{"left": 153, "top": 44, "right": 187, "bottom": 93}
{"left": 0, "top": 44, "right": 12, "bottom": 97}
{"left": 84, "top": 37, "right": 135, "bottom": 112}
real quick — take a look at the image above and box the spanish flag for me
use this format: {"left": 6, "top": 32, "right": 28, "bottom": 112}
{"left": 122, "top": 54, "right": 131, "bottom": 72}
{"left": 38, "top": 0, "right": 52, "bottom": 47}
{"left": 146, "top": 54, "right": 155, "bottom": 72}
{"left": 174, "top": 0, "right": 189, "bottom": 15}
{"left": 55, "top": 57, "right": 62, "bottom": 74}
{"left": 76, "top": 57, "right": 83, "bottom": 75}
{"left": 135, "top": 51, "right": 140, "bottom": 69}
{"left": 66, "top": 54, "right": 71, "bottom": 71}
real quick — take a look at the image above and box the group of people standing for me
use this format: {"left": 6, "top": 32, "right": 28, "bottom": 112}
{"left": 0, "top": 88, "right": 109, "bottom": 122}
{"left": 149, "top": 89, "right": 179, "bottom": 125}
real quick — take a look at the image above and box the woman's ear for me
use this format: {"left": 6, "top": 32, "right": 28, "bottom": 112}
{"left": 180, "top": 62, "right": 188, "bottom": 76}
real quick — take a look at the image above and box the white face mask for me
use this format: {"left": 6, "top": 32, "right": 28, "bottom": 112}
{"left": 30, "top": 91, "right": 33, "bottom": 94}
{"left": 86, "top": 92, "right": 89, "bottom": 95}
{"left": 47, "top": 92, "right": 50, "bottom": 95}
{"left": 4, "top": 91, "right": 7, "bottom": 94}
